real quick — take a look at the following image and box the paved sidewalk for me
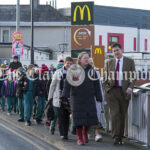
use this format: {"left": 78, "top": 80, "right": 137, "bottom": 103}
{"left": 0, "top": 111, "right": 145, "bottom": 150}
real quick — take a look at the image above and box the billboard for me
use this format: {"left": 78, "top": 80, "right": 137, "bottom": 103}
{"left": 71, "top": 2, "right": 94, "bottom": 25}
{"left": 91, "top": 45, "right": 105, "bottom": 72}
{"left": 71, "top": 26, "right": 94, "bottom": 49}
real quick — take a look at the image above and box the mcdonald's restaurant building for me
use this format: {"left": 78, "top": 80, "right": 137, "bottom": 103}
{"left": 59, "top": 2, "right": 150, "bottom": 70}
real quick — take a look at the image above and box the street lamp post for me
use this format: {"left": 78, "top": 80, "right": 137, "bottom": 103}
{"left": 31, "top": 0, "right": 34, "bottom": 64}
{"left": 58, "top": 42, "right": 68, "bottom": 58}
{"left": 16, "top": 0, "right": 20, "bottom": 31}
{"left": 16, "top": 0, "right": 21, "bottom": 61}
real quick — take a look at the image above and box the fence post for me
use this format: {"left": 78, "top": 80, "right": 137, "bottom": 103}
{"left": 147, "top": 92, "right": 150, "bottom": 147}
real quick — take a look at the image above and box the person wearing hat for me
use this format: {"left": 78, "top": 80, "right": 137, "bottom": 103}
{"left": 9, "top": 56, "right": 22, "bottom": 71}
{"left": 56, "top": 58, "right": 64, "bottom": 70}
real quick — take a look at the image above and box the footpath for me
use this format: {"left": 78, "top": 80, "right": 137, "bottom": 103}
{"left": 0, "top": 111, "right": 147, "bottom": 150}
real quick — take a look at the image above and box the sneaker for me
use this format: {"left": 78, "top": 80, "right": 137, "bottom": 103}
{"left": 7, "top": 112, "right": 11, "bottom": 116}
{"left": 114, "top": 137, "right": 122, "bottom": 145}
{"left": 28, "top": 120, "right": 31, "bottom": 126}
{"left": 18, "top": 118, "right": 24, "bottom": 122}
{"left": 118, "top": 138, "right": 124, "bottom": 145}
{"left": 35, "top": 119, "right": 41, "bottom": 124}
{"left": 95, "top": 134, "right": 103, "bottom": 142}
{"left": 60, "top": 136, "right": 68, "bottom": 140}
{"left": 50, "top": 128, "right": 55, "bottom": 135}
{"left": 25, "top": 120, "right": 31, "bottom": 126}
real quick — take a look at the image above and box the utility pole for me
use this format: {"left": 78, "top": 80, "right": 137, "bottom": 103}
{"left": 16, "top": 0, "right": 20, "bottom": 31}
{"left": 16, "top": 0, "right": 20, "bottom": 60}
{"left": 31, "top": 0, "right": 34, "bottom": 64}
{"left": 55, "top": 0, "right": 57, "bottom": 9}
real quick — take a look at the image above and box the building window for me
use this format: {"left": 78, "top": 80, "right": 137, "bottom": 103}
{"left": 110, "top": 36, "right": 119, "bottom": 45}
{"left": 2, "top": 29, "right": 9, "bottom": 43}
{"left": 108, "top": 36, "right": 119, "bottom": 53}
{"left": 107, "top": 33, "right": 124, "bottom": 53}
{"left": 36, "top": 56, "right": 39, "bottom": 60}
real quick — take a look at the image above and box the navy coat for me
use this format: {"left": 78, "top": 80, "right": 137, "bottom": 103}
{"left": 63, "top": 65, "right": 102, "bottom": 127}
{"left": 1, "top": 80, "right": 17, "bottom": 97}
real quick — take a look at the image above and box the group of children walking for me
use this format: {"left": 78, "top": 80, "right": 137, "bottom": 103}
{"left": 0, "top": 55, "right": 106, "bottom": 146}
{"left": 0, "top": 64, "right": 49, "bottom": 126}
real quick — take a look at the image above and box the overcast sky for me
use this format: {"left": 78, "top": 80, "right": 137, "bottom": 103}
{"left": 0, "top": 0, "right": 150, "bottom": 10}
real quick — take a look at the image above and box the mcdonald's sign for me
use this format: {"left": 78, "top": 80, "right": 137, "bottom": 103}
{"left": 71, "top": 2, "right": 94, "bottom": 25}
{"left": 91, "top": 45, "right": 105, "bottom": 72}
{"left": 71, "top": 26, "right": 94, "bottom": 49}
{"left": 94, "top": 48, "right": 102, "bottom": 54}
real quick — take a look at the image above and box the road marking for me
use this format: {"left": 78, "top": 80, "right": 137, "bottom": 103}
{"left": 0, "top": 123, "right": 46, "bottom": 150}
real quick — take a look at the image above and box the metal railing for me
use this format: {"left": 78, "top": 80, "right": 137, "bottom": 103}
{"left": 127, "top": 86, "right": 150, "bottom": 146}
{"left": 105, "top": 86, "right": 150, "bottom": 146}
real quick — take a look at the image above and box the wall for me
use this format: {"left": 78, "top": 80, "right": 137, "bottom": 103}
{"left": 0, "top": 22, "right": 71, "bottom": 60}
{"left": 0, "top": 46, "right": 12, "bottom": 58}
{"left": 9, "top": 25, "right": 71, "bottom": 52}
{"left": 140, "top": 29, "right": 150, "bottom": 52}
{"left": 94, "top": 25, "right": 138, "bottom": 52}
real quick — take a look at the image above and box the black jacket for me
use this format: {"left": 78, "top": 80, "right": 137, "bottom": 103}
{"left": 22, "top": 75, "right": 39, "bottom": 97}
{"left": 16, "top": 75, "right": 26, "bottom": 99}
{"left": 63, "top": 64, "right": 102, "bottom": 127}
{"left": 34, "top": 79, "right": 48, "bottom": 98}
{"left": 9, "top": 61, "right": 22, "bottom": 70}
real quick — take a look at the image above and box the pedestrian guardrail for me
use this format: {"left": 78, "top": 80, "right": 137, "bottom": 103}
{"left": 127, "top": 86, "right": 150, "bottom": 146}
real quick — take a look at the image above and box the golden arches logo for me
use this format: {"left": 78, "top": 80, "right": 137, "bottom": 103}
{"left": 94, "top": 48, "right": 102, "bottom": 54}
{"left": 73, "top": 5, "right": 91, "bottom": 22}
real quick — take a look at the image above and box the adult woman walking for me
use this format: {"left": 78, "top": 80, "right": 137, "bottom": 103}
{"left": 63, "top": 52, "right": 102, "bottom": 145}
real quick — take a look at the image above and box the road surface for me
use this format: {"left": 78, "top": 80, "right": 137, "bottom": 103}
{"left": 0, "top": 119, "right": 57, "bottom": 150}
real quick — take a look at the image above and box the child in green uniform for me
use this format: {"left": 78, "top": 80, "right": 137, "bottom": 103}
{"left": 23, "top": 65, "right": 37, "bottom": 126}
